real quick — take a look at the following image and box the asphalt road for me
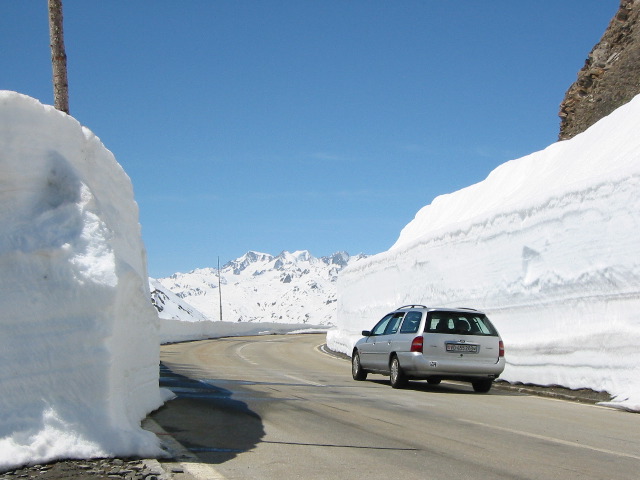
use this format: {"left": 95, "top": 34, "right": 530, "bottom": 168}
{"left": 151, "top": 334, "right": 640, "bottom": 480}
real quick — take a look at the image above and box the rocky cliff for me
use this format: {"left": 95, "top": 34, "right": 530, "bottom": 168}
{"left": 559, "top": 0, "right": 640, "bottom": 140}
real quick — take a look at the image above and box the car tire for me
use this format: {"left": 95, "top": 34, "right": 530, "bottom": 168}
{"left": 352, "top": 351, "right": 368, "bottom": 381}
{"left": 389, "top": 356, "right": 407, "bottom": 389}
{"left": 472, "top": 379, "right": 493, "bottom": 393}
{"left": 427, "top": 378, "right": 441, "bottom": 385}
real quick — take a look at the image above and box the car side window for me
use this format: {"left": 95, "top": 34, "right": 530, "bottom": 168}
{"left": 384, "top": 313, "right": 405, "bottom": 335}
{"left": 371, "top": 314, "right": 394, "bottom": 336}
{"left": 400, "top": 311, "right": 422, "bottom": 334}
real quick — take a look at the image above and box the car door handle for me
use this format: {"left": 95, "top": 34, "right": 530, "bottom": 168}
{"left": 387, "top": 341, "right": 392, "bottom": 345}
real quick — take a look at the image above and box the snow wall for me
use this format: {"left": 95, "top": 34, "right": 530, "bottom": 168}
{"left": 329, "top": 94, "right": 640, "bottom": 412}
{"left": 0, "top": 91, "right": 165, "bottom": 469}
{"left": 159, "top": 319, "right": 328, "bottom": 344}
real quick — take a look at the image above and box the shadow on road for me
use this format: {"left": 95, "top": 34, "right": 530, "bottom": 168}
{"left": 367, "top": 378, "right": 513, "bottom": 396}
{"left": 149, "top": 363, "right": 265, "bottom": 464}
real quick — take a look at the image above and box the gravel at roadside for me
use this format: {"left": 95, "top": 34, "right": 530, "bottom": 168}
{"left": 0, "top": 458, "right": 196, "bottom": 480}
{"left": 1, "top": 459, "right": 163, "bottom": 480}
{"left": 493, "top": 381, "right": 613, "bottom": 404}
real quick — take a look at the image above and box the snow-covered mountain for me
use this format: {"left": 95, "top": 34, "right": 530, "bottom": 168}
{"left": 149, "top": 278, "right": 209, "bottom": 323}
{"left": 155, "top": 250, "right": 366, "bottom": 325}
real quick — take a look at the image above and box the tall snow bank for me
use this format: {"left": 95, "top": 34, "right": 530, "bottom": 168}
{"left": 0, "top": 91, "right": 165, "bottom": 470}
{"left": 159, "top": 318, "right": 328, "bottom": 344}
{"left": 330, "top": 94, "right": 640, "bottom": 411}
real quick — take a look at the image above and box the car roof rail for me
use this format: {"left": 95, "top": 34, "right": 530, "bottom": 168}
{"left": 397, "top": 304, "right": 428, "bottom": 310}
{"left": 456, "top": 307, "right": 479, "bottom": 311}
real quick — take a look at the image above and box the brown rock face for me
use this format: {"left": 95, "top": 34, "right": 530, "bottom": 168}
{"left": 559, "top": 0, "right": 640, "bottom": 140}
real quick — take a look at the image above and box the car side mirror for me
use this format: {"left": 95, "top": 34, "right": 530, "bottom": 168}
{"left": 362, "top": 330, "right": 372, "bottom": 337}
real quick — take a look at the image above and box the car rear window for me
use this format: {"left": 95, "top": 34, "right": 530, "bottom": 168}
{"left": 425, "top": 311, "right": 498, "bottom": 336}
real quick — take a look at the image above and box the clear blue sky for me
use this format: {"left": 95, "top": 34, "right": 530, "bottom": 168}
{"left": 2, "top": 1, "right": 618, "bottom": 278}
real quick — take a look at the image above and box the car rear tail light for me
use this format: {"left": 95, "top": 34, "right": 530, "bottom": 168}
{"left": 499, "top": 340, "right": 505, "bottom": 357}
{"left": 411, "top": 336, "right": 424, "bottom": 353}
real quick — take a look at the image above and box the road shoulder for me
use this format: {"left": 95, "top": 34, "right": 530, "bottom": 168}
{"left": 319, "top": 343, "right": 613, "bottom": 405}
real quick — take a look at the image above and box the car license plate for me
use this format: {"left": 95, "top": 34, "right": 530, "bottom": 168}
{"left": 446, "top": 343, "right": 478, "bottom": 353}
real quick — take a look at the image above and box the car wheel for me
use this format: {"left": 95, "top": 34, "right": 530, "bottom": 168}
{"left": 427, "top": 378, "right": 441, "bottom": 385}
{"left": 352, "top": 351, "right": 367, "bottom": 381}
{"left": 472, "top": 379, "right": 493, "bottom": 393}
{"left": 389, "top": 356, "right": 407, "bottom": 389}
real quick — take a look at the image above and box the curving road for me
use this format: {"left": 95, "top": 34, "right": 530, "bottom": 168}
{"left": 151, "top": 334, "right": 640, "bottom": 480}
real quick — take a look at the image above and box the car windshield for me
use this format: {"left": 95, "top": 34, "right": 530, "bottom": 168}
{"left": 425, "top": 311, "right": 498, "bottom": 336}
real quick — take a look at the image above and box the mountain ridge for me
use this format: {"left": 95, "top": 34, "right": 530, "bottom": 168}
{"left": 154, "top": 250, "right": 367, "bottom": 325}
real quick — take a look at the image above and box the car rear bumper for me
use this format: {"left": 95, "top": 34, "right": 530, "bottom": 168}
{"left": 398, "top": 352, "right": 505, "bottom": 378}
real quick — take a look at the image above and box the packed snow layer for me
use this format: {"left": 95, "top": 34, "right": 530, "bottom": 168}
{"left": 329, "top": 95, "right": 640, "bottom": 412}
{"left": 0, "top": 91, "right": 165, "bottom": 470}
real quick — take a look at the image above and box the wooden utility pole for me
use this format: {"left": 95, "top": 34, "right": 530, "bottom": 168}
{"left": 48, "top": 0, "right": 69, "bottom": 113}
{"left": 218, "top": 257, "right": 223, "bottom": 321}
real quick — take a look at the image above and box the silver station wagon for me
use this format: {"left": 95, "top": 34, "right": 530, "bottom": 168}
{"left": 352, "top": 305, "right": 505, "bottom": 392}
